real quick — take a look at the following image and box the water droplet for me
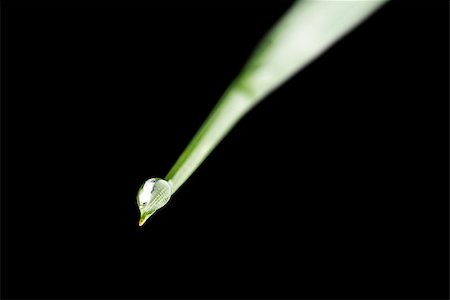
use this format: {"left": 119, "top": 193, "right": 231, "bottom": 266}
{"left": 137, "top": 178, "right": 172, "bottom": 226}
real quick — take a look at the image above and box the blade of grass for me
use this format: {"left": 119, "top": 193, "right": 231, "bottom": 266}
{"left": 138, "top": 0, "right": 389, "bottom": 226}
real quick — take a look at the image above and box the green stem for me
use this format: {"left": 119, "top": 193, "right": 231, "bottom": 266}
{"left": 138, "top": 0, "right": 389, "bottom": 226}
{"left": 166, "top": 86, "right": 256, "bottom": 193}
{"left": 165, "top": 0, "right": 389, "bottom": 193}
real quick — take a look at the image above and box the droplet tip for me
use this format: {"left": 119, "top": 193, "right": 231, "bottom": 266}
{"left": 138, "top": 214, "right": 148, "bottom": 227}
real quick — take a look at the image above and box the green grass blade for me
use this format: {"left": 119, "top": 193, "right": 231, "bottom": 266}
{"left": 138, "top": 0, "right": 389, "bottom": 226}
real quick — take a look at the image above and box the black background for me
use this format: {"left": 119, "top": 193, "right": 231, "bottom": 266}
{"left": 2, "top": 0, "right": 449, "bottom": 299}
